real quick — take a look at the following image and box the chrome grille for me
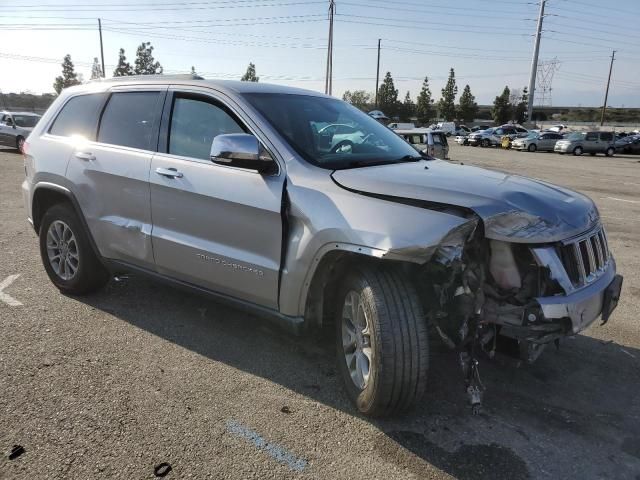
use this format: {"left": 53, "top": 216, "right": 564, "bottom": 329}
{"left": 559, "top": 226, "right": 610, "bottom": 288}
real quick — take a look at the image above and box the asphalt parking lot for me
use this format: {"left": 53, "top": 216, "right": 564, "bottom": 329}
{"left": 1, "top": 144, "right": 639, "bottom": 479}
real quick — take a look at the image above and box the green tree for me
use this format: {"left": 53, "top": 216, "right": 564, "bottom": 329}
{"left": 457, "top": 84, "right": 478, "bottom": 124}
{"left": 377, "top": 71, "right": 399, "bottom": 117}
{"left": 241, "top": 62, "right": 259, "bottom": 82}
{"left": 342, "top": 90, "right": 372, "bottom": 111}
{"left": 401, "top": 91, "right": 415, "bottom": 121}
{"left": 492, "top": 86, "right": 512, "bottom": 125}
{"left": 133, "top": 42, "right": 163, "bottom": 75}
{"left": 513, "top": 86, "right": 528, "bottom": 124}
{"left": 438, "top": 68, "right": 458, "bottom": 121}
{"left": 113, "top": 48, "right": 134, "bottom": 77}
{"left": 53, "top": 54, "right": 81, "bottom": 94}
{"left": 415, "top": 76, "right": 435, "bottom": 125}
{"left": 90, "top": 57, "right": 103, "bottom": 80}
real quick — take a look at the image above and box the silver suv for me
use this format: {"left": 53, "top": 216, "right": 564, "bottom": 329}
{"left": 22, "top": 76, "right": 623, "bottom": 416}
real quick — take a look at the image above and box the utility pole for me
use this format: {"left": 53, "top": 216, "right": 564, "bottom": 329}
{"left": 526, "top": 0, "right": 545, "bottom": 123}
{"left": 600, "top": 50, "right": 616, "bottom": 126}
{"left": 98, "top": 18, "right": 105, "bottom": 78}
{"left": 324, "top": 0, "right": 335, "bottom": 95}
{"left": 375, "top": 38, "right": 381, "bottom": 108}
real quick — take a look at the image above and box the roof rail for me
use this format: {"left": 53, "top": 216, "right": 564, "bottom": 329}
{"left": 90, "top": 73, "right": 205, "bottom": 83}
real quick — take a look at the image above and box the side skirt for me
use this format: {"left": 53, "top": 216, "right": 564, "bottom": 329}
{"left": 103, "top": 259, "right": 305, "bottom": 336}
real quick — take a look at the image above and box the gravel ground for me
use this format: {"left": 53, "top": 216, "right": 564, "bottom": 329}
{"left": 1, "top": 144, "right": 639, "bottom": 479}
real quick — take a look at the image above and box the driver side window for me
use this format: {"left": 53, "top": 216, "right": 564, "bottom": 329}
{"left": 168, "top": 95, "right": 245, "bottom": 160}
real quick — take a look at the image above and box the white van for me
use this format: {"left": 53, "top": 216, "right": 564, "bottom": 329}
{"left": 395, "top": 128, "right": 449, "bottom": 159}
{"left": 388, "top": 122, "right": 415, "bottom": 130}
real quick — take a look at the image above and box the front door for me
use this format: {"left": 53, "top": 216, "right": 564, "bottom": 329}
{"left": 149, "top": 90, "right": 284, "bottom": 309}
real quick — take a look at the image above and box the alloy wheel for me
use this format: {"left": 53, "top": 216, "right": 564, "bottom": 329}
{"left": 341, "top": 290, "right": 372, "bottom": 390}
{"left": 46, "top": 220, "right": 79, "bottom": 280}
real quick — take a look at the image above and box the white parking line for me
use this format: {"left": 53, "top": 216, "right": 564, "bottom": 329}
{"left": 226, "top": 419, "right": 307, "bottom": 472}
{"left": 0, "top": 274, "right": 22, "bottom": 306}
{"left": 602, "top": 197, "right": 640, "bottom": 204}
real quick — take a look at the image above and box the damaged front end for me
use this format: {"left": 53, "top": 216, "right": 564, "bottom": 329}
{"left": 416, "top": 214, "right": 622, "bottom": 414}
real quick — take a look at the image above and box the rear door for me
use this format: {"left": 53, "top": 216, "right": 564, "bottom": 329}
{"left": 149, "top": 88, "right": 284, "bottom": 309}
{"left": 65, "top": 87, "right": 165, "bottom": 267}
{"left": 584, "top": 132, "right": 599, "bottom": 153}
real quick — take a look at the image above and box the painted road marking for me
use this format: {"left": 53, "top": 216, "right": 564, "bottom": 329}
{"left": 602, "top": 197, "right": 640, "bottom": 204}
{"left": 226, "top": 419, "right": 307, "bottom": 472}
{"left": 0, "top": 274, "right": 22, "bottom": 306}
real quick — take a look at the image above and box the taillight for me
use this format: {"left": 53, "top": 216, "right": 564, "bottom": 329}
{"left": 22, "top": 140, "right": 29, "bottom": 156}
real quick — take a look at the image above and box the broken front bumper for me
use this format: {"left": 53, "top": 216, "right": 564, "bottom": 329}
{"left": 534, "top": 258, "right": 622, "bottom": 334}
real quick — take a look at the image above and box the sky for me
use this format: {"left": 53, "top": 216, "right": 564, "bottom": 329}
{"left": 0, "top": 0, "right": 639, "bottom": 107}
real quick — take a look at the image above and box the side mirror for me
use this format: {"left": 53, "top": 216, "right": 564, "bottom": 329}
{"left": 210, "top": 133, "right": 276, "bottom": 174}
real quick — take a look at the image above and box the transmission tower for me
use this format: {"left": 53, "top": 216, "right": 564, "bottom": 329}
{"left": 536, "top": 58, "right": 560, "bottom": 107}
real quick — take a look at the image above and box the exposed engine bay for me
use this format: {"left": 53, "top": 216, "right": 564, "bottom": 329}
{"left": 414, "top": 218, "right": 613, "bottom": 414}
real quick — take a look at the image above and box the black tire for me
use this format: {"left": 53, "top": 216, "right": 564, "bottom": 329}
{"left": 39, "top": 203, "right": 109, "bottom": 295}
{"left": 589, "top": 153, "right": 596, "bottom": 156}
{"left": 528, "top": 143, "right": 537, "bottom": 152}
{"left": 605, "top": 147, "right": 615, "bottom": 157}
{"left": 481, "top": 138, "right": 490, "bottom": 148}
{"left": 16, "top": 136, "right": 25, "bottom": 153}
{"left": 335, "top": 265, "right": 428, "bottom": 416}
{"left": 573, "top": 146, "right": 583, "bottom": 156}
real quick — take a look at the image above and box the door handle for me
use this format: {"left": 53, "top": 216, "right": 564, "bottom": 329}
{"left": 155, "top": 167, "right": 183, "bottom": 179}
{"left": 75, "top": 151, "right": 96, "bottom": 161}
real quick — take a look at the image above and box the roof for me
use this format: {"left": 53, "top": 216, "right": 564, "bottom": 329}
{"left": 84, "top": 75, "right": 327, "bottom": 97}
{"left": 394, "top": 128, "right": 442, "bottom": 134}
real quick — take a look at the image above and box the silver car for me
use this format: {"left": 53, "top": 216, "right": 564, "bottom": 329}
{"left": 555, "top": 131, "right": 616, "bottom": 156}
{"left": 512, "top": 131, "right": 563, "bottom": 152}
{"left": 395, "top": 128, "right": 449, "bottom": 159}
{"left": 23, "top": 76, "right": 623, "bottom": 416}
{"left": 0, "top": 111, "right": 41, "bottom": 153}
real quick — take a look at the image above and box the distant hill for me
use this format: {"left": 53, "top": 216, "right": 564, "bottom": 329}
{"left": 0, "top": 92, "right": 56, "bottom": 114}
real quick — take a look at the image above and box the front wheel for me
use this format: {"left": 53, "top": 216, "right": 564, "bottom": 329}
{"left": 39, "top": 203, "right": 109, "bottom": 295}
{"left": 573, "top": 146, "right": 583, "bottom": 156}
{"left": 481, "top": 139, "right": 490, "bottom": 148}
{"left": 605, "top": 147, "right": 615, "bottom": 157}
{"left": 528, "top": 143, "right": 537, "bottom": 152}
{"left": 336, "top": 266, "right": 428, "bottom": 416}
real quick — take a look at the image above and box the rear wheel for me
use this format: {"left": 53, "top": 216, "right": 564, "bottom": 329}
{"left": 605, "top": 147, "right": 615, "bottom": 157}
{"left": 39, "top": 203, "right": 109, "bottom": 295}
{"left": 573, "top": 146, "right": 583, "bottom": 156}
{"left": 16, "top": 136, "right": 25, "bottom": 153}
{"left": 528, "top": 143, "right": 537, "bottom": 152}
{"left": 336, "top": 266, "right": 428, "bottom": 416}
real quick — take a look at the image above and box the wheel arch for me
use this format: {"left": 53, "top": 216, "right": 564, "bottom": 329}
{"left": 31, "top": 183, "right": 103, "bottom": 262}
{"left": 301, "top": 243, "right": 417, "bottom": 330}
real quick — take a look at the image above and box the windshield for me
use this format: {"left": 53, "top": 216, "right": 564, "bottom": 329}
{"left": 526, "top": 132, "right": 537, "bottom": 139}
{"left": 13, "top": 115, "right": 40, "bottom": 128}
{"left": 567, "top": 132, "right": 585, "bottom": 141}
{"left": 243, "top": 93, "right": 426, "bottom": 169}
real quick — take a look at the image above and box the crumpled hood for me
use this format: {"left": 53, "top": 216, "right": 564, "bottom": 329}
{"left": 331, "top": 160, "right": 599, "bottom": 243}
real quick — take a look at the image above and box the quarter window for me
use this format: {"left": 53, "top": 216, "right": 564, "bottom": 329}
{"left": 49, "top": 93, "right": 105, "bottom": 139}
{"left": 168, "top": 95, "right": 245, "bottom": 160}
{"left": 586, "top": 133, "right": 598, "bottom": 141}
{"left": 98, "top": 92, "right": 160, "bottom": 150}
{"left": 599, "top": 132, "right": 613, "bottom": 141}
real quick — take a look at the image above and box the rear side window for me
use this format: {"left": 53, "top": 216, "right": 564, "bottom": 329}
{"left": 586, "top": 133, "right": 598, "bottom": 141}
{"left": 98, "top": 92, "right": 160, "bottom": 150}
{"left": 49, "top": 94, "right": 105, "bottom": 139}
{"left": 168, "top": 95, "right": 245, "bottom": 160}
{"left": 599, "top": 132, "right": 613, "bottom": 141}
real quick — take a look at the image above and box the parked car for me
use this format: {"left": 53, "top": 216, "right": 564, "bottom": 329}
{"left": 388, "top": 122, "right": 415, "bottom": 130}
{"left": 615, "top": 134, "right": 640, "bottom": 154}
{"left": 548, "top": 124, "right": 567, "bottom": 133}
{"left": 468, "top": 125, "right": 527, "bottom": 147}
{"left": 23, "top": 76, "right": 622, "bottom": 416}
{"left": 455, "top": 134, "right": 469, "bottom": 146}
{"left": 471, "top": 125, "right": 491, "bottom": 132}
{"left": 0, "top": 111, "right": 41, "bottom": 153}
{"left": 554, "top": 131, "right": 616, "bottom": 156}
{"left": 512, "top": 131, "right": 563, "bottom": 152}
{"left": 436, "top": 121, "right": 456, "bottom": 136}
{"left": 395, "top": 128, "right": 449, "bottom": 159}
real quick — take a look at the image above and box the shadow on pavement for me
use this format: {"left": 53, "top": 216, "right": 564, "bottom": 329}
{"left": 80, "top": 274, "right": 640, "bottom": 480}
